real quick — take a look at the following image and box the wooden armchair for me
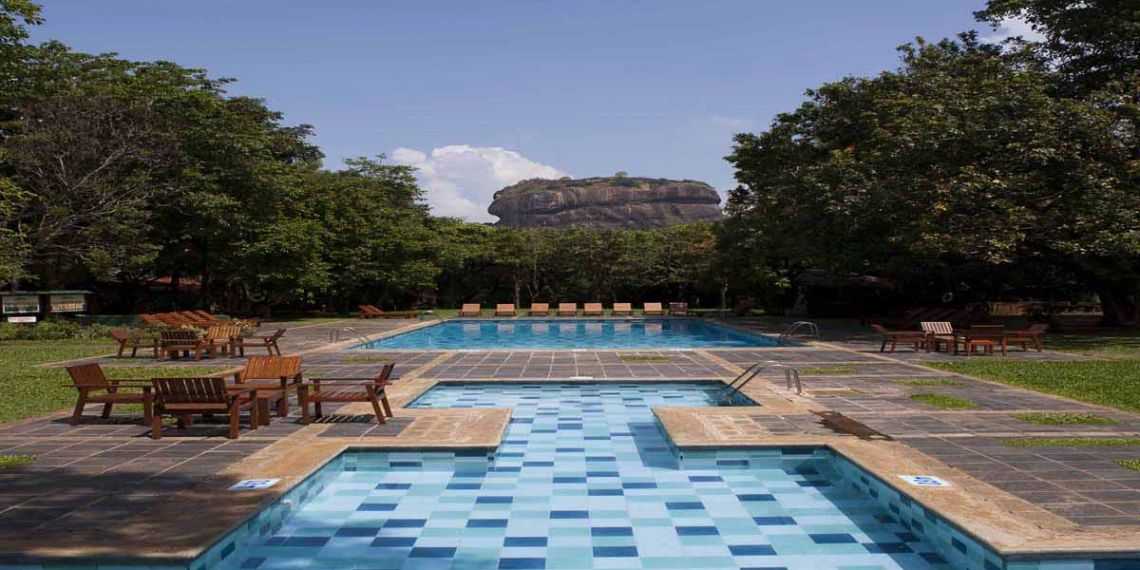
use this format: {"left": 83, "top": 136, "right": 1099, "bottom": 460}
{"left": 669, "top": 302, "right": 689, "bottom": 316}
{"left": 150, "top": 377, "right": 258, "bottom": 439}
{"left": 234, "top": 328, "right": 286, "bottom": 356}
{"left": 159, "top": 329, "right": 215, "bottom": 360}
{"left": 612, "top": 303, "right": 632, "bottom": 316}
{"left": 204, "top": 324, "right": 243, "bottom": 355}
{"left": 556, "top": 303, "right": 578, "bottom": 317}
{"left": 299, "top": 363, "right": 395, "bottom": 424}
{"left": 459, "top": 304, "right": 482, "bottom": 317}
{"left": 582, "top": 303, "right": 604, "bottom": 316}
{"left": 66, "top": 363, "right": 153, "bottom": 425}
{"left": 110, "top": 329, "right": 158, "bottom": 358}
{"left": 359, "top": 304, "right": 384, "bottom": 319}
{"left": 495, "top": 304, "right": 516, "bottom": 317}
{"left": 642, "top": 302, "right": 664, "bottom": 316}
{"left": 1008, "top": 323, "right": 1048, "bottom": 352}
{"left": 529, "top": 303, "right": 549, "bottom": 316}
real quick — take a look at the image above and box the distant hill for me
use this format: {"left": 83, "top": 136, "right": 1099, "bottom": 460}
{"left": 488, "top": 176, "right": 722, "bottom": 229}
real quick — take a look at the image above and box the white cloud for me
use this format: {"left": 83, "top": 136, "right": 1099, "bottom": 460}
{"left": 391, "top": 145, "right": 567, "bottom": 222}
{"left": 982, "top": 17, "right": 1046, "bottom": 44}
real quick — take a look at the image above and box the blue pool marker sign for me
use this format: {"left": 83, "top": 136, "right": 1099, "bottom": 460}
{"left": 229, "top": 479, "right": 280, "bottom": 491}
{"left": 899, "top": 475, "right": 950, "bottom": 488}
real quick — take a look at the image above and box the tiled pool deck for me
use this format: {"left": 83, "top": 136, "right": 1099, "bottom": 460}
{"left": 0, "top": 317, "right": 1138, "bottom": 566}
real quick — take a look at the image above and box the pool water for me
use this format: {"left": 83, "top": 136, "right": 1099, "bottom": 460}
{"left": 356, "top": 319, "right": 778, "bottom": 350}
{"left": 211, "top": 382, "right": 959, "bottom": 570}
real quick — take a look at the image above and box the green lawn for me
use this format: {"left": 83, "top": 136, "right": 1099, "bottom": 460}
{"left": 0, "top": 340, "right": 226, "bottom": 424}
{"left": 929, "top": 359, "right": 1140, "bottom": 413}
{"left": 910, "top": 393, "right": 977, "bottom": 410}
{"left": 1045, "top": 330, "right": 1140, "bottom": 359}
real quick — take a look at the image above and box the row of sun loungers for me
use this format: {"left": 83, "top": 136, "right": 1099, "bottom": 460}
{"left": 66, "top": 355, "right": 394, "bottom": 439}
{"left": 358, "top": 305, "right": 420, "bottom": 319}
{"left": 139, "top": 310, "right": 228, "bottom": 328}
{"left": 872, "top": 321, "right": 1048, "bottom": 354}
{"left": 458, "top": 302, "right": 688, "bottom": 317}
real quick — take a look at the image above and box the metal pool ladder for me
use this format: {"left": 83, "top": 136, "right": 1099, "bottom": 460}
{"left": 778, "top": 321, "right": 820, "bottom": 344}
{"left": 718, "top": 360, "right": 804, "bottom": 404}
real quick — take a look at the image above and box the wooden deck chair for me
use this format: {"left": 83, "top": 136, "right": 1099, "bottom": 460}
{"left": 235, "top": 355, "right": 303, "bottom": 421}
{"left": 150, "top": 377, "right": 258, "bottom": 439}
{"left": 300, "top": 363, "right": 395, "bottom": 424}
{"left": 359, "top": 304, "right": 384, "bottom": 318}
{"left": 583, "top": 303, "right": 604, "bottom": 316}
{"left": 611, "top": 303, "right": 632, "bottom": 316}
{"left": 156, "top": 313, "right": 189, "bottom": 327}
{"left": 159, "top": 329, "right": 215, "bottom": 360}
{"left": 669, "top": 302, "right": 689, "bottom": 316}
{"left": 234, "top": 328, "right": 286, "bottom": 356}
{"left": 920, "top": 321, "right": 955, "bottom": 352}
{"left": 643, "top": 302, "right": 664, "bottom": 316}
{"left": 110, "top": 329, "right": 158, "bottom": 358}
{"left": 177, "top": 311, "right": 212, "bottom": 325}
{"left": 495, "top": 304, "right": 516, "bottom": 317}
{"left": 870, "top": 324, "right": 927, "bottom": 353}
{"left": 204, "top": 324, "right": 243, "bottom": 355}
{"left": 557, "top": 303, "right": 578, "bottom": 317}
{"left": 66, "top": 363, "right": 153, "bottom": 425}
{"left": 459, "top": 304, "right": 482, "bottom": 317}
{"left": 139, "top": 314, "right": 166, "bottom": 327}
{"left": 191, "top": 310, "right": 221, "bottom": 323}
{"left": 529, "top": 303, "right": 550, "bottom": 316}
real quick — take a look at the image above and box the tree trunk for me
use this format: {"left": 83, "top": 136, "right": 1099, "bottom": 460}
{"left": 1098, "top": 284, "right": 1138, "bottom": 327}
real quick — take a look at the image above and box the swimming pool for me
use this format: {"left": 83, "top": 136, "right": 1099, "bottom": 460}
{"left": 356, "top": 319, "right": 778, "bottom": 350}
{"left": 200, "top": 382, "right": 976, "bottom": 570}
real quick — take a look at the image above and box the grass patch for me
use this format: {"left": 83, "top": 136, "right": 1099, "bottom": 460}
{"left": 1003, "top": 438, "right": 1140, "bottom": 448}
{"left": 0, "top": 340, "right": 227, "bottom": 424}
{"left": 0, "top": 454, "right": 35, "bottom": 469}
{"left": 1013, "top": 412, "right": 1118, "bottom": 426}
{"left": 1118, "top": 459, "right": 1140, "bottom": 471}
{"left": 1045, "top": 330, "right": 1140, "bottom": 359}
{"left": 799, "top": 365, "right": 856, "bottom": 375}
{"left": 910, "top": 393, "right": 977, "bottom": 410}
{"left": 896, "top": 378, "right": 963, "bottom": 387}
{"left": 928, "top": 360, "right": 1140, "bottom": 413}
{"left": 619, "top": 355, "right": 672, "bottom": 363}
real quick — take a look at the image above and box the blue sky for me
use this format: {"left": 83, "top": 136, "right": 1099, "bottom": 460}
{"left": 31, "top": 1, "right": 1021, "bottom": 221}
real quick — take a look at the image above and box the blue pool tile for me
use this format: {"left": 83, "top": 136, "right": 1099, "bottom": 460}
{"left": 864, "top": 542, "right": 912, "bottom": 554}
{"left": 736, "top": 494, "right": 775, "bottom": 502}
{"left": 550, "top": 510, "right": 589, "bottom": 519}
{"left": 335, "top": 527, "right": 380, "bottom": 537}
{"left": 468, "top": 519, "right": 509, "bottom": 528}
{"left": 477, "top": 496, "right": 514, "bottom": 504}
{"left": 357, "top": 503, "right": 397, "bottom": 511}
{"left": 593, "top": 546, "right": 639, "bottom": 557}
{"left": 371, "top": 537, "right": 417, "bottom": 547}
{"left": 504, "top": 537, "right": 548, "bottom": 547}
{"left": 498, "top": 558, "right": 546, "bottom": 569}
{"left": 729, "top": 544, "right": 777, "bottom": 556}
{"left": 665, "top": 501, "right": 704, "bottom": 510}
{"left": 409, "top": 546, "right": 457, "bottom": 558}
{"left": 376, "top": 483, "right": 412, "bottom": 490}
{"left": 385, "top": 519, "right": 428, "bottom": 528}
{"left": 809, "top": 533, "right": 857, "bottom": 544}
{"left": 590, "top": 527, "right": 634, "bottom": 537}
{"left": 675, "top": 526, "right": 719, "bottom": 536}
{"left": 753, "top": 517, "right": 796, "bottom": 526}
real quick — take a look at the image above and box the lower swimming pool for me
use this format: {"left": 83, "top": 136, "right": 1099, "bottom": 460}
{"left": 196, "top": 382, "right": 993, "bottom": 570}
{"left": 354, "top": 318, "right": 778, "bottom": 350}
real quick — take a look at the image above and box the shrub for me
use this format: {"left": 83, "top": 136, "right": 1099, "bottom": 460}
{"left": 0, "top": 319, "right": 114, "bottom": 341}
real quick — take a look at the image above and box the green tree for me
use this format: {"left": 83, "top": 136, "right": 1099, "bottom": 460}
{"left": 725, "top": 36, "right": 1140, "bottom": 322}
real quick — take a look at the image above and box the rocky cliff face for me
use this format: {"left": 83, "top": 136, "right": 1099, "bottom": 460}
{"left": 488, "top": 176, "right": 722, "bottom": 229}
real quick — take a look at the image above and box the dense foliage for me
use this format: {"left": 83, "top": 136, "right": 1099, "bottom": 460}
{"left": 724, "top": 1, "right": 1140, "bottom": 323}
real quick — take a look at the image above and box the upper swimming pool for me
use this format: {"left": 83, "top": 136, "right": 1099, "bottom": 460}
{"left": 355, "top": 318, "right": 779, "bottom": 350}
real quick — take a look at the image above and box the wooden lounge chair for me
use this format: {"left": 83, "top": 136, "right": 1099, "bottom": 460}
{"left": 191, "top": 310, "right": 221, "bottom": 323}
{"left": 643, "top": 302, "right": 665, "bottom": 316}
{"left": 159, "top": 329, "right": 216, "bottom": 360}
{"left": 139, "top": 314, "right": 167, "bottom": 327}
{"left": 235, "top": 355, "right": 303, "bottom": 421}
{"left": 156, "top": 313, "right": 189, "bottom": 327}
{"left": 870, "top": 324, "right": 926, "bottom": 353}
{"left": 612, "top": 303, "right": 632, "bottom": 316}
{"left": 459, "top": 304, "right": 482, "bottom": 317}
{"left": 150, "top": 377, "right": 258, "bottom": 439}
{"left": 66, "top": 363, "right": 153, "bottom": 425}
{"left": 669, "top": 302, "right": 689, "bottom": 316}
{"left": 583, "top": 303, "right": 604, "bottom": 316}
{"left": 919, "top": 321, "right": 955, "bottom": 352}
{"left": 529, "top": 303, "right": 550, "bottom": 316}
{"left": 299, "top": 363, "right": 395, "bottom": 424}
{"left": 177, "top": 311, "right": 212, "bottom": 326}
{"left": 234, "top": 328, "right": 286, "bottom": 356}
{"left": 1007, "top": 323, "right": 1048, "bottom": 352}
{"left": 556, "top": 303, "right": 578, "bottom": 317}
{"left": 496, "top": 304, "right": 516, "bottom": 317}
{"left": 359, "top": 304, "right": 384, "bottom": 319}
{"left": 110, "top": 329, "right": 158, "bottom": 358}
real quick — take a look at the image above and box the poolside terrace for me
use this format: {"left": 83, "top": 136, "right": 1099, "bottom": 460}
{"left": 0, "top": 317, "right": 1137, "bottom": 566}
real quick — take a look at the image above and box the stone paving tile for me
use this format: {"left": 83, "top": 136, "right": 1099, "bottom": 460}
{"left": 849, "top": 411, "right": 1140, "bottom": 437}
{"left": 710, "top": 349, "right": 884, "bottom": 364}
{"left": 905, "top": 437, "right": 1140, "bottom": 526}
{"left": 420, "top": 350, "right": 733, "bottom": 379}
